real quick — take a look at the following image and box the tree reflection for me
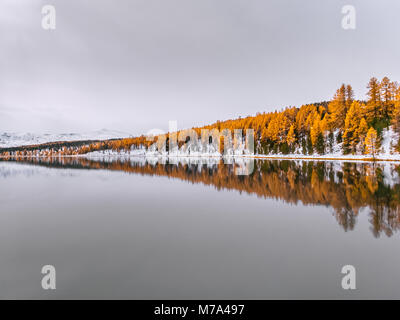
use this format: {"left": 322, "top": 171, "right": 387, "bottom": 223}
{"left": 2, "top": 156, "right": 400, "bottom": 237}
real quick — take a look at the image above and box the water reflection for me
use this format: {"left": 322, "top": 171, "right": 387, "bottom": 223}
{"left": 2, "top": 156, "right": 400, "bottom": 238}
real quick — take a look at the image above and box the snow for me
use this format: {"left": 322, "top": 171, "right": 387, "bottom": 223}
{"left": 3, "top": 126, "right": 400, "bottom": 162}
{"left": 0, "top": 129, "right": 134, "bottom": 148}
{"left": 83, "top": 148, "right": 224, "bottom": 159}
{"left": 82, "top": 126, "right": 400, "bottom": 162}
{"left": 83, "top": 148, "right": 400, "bottom": 163}
{"left": 381, "top": 127, "right": 397, "bottom": 155}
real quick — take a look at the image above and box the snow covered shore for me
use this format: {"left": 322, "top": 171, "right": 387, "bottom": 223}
{"left": 82, "top": 128, "right": 400, "bottom": 162}
{"left": 82, "top": 149, "right": 400, "bottom": 163}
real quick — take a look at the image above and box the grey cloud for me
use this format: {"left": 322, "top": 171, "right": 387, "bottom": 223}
{"left": 1, "top": 0, "right": 400, "bottom": 133}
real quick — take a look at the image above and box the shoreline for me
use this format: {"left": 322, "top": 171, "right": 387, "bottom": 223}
{"left": 1, "top": 153, "right": 400, "bottom": 163}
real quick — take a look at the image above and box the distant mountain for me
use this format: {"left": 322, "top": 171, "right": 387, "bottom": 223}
{"left": 0, "top": 129, "right": 134, "bottom": 148}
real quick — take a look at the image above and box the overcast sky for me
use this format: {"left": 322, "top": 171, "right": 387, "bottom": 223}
{"left": 1, "top": 0, "right": 399, "bottom": 134}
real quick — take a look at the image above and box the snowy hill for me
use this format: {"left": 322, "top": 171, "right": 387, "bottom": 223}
{"left": 0, "top": 129, "right": 134, "bottom": 148}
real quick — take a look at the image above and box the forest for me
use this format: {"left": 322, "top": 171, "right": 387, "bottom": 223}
{"left": 1, "top": 76, "right": 400, "bottom": 158}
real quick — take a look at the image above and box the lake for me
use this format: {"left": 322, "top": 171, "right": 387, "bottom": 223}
{"left": 1, "top": 157, "right": 400, "bottom": 299}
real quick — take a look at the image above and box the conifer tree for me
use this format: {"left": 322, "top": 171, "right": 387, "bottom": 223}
{"left": 328, "top": 84, "right": 346, "bottom": 129}
{"left": 329, "top": 84, "right": 353, "bottom": 130}
{"left": 315, "top": 132, "right": 325, "bottom": 155}
{"left": 365, "top": 127, "right": 378, "bottom": 158}
{"left": 310, "top": 117, "right": 321, "bottom": 147}
{"left": 286, "top": 124, "right": 296, "bottom": 147}
{"left": 366, "top": 77, "right": 381, "bottom": 123}
{"left": 343, "top": 101, "right": 362, "bottom": 153}
{"left": 319, "top": 114, "right": 329, "bottom": 134}
{"left": 392, "top": 86, "right": 400, "bottom": 150}
{"left": 346, "top": 84, "right": 354, "bottom": 110}
{"left": 356, "top": 117, "right": 369, "bottom": 153}
{"left": 310, "top": 116, "right": 325, "bottom": 154}
{"left": 392, "top": 86, "right": 400, "bottom": 134}
{"left": 380, "top": 77, "right": 395, "bottom": 119}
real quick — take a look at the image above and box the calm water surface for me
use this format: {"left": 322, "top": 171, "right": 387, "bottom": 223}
{"left": 1, "top": 157, "right": 400, "bottom": 299}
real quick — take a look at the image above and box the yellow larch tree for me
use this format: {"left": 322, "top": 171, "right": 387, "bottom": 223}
{"left": 310, "top": 116, "right": 321, "bottom": 146}
{"left": 365, "top": 77, "right": 381, "bottom": 122}
{"left": 365, "top": 127, "right": 378, "bottom": 158}
{"left": 356, "top": 117, "right": 369, "bottom": 153}
{"left": 343, "top": 101, "right": 362, "bottom": 153}
{"left": 328, "top": 84, "right": 353, "bottom": 130}
{"left": 286, "top": 124, "right": 296, "bottom": 146}
{"left": 392, "top": 86, "right": 400, "bottom": 134}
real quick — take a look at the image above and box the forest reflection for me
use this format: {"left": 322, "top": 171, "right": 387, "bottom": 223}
{"left": 2, "top": 156, "right": 400, "bottom": 238}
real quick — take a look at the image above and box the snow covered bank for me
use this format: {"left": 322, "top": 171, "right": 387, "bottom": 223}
{"left": 82, "top": 149, "right": 400, "bottom": 163}
{"left": 82, "top": 127, "right": 400, "bottom": 163}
